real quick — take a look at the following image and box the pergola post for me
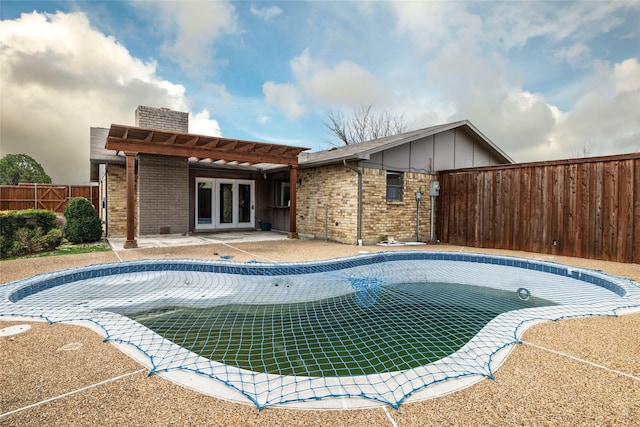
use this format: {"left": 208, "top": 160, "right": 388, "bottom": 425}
{"left": 288, "top": 165, "right": 298, "bottom": 238}
{"left": 123, "top": 151, "right": 138, "bottom": 249}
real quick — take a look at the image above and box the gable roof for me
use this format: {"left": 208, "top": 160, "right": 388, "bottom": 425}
{"left": 299, "top": 120, "right": 514, "bottom": 167}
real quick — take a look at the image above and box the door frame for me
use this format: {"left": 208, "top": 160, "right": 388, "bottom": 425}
{"left": 195, "top": 177, "right": 255, "bottom": 231}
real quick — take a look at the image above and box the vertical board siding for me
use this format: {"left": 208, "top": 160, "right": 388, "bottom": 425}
{"left": 0, "top": 184, "right": 99, "bottom": 213}
{"left": 437, "top": 154, "right": 639, "bottom": 263}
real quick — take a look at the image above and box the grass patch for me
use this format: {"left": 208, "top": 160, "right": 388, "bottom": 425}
{"left": 1, "top": 240, "right": 111, "bottom": 261}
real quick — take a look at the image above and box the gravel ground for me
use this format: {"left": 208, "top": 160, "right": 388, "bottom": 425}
{"left": 1, "top": 240, "right": 639, "bottom": 426}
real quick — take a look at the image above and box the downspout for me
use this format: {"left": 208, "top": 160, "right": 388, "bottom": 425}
{"left": 104, "top": 168, "right": 108, "bottom": 237}
{"left": 343, "top": 160, "right": 362, "bottom": 245}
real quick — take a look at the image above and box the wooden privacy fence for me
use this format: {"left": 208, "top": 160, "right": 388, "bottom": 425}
{"left": 437, "top": 153, "right": 640, "bottom": 263}
{"left": 0, "top": 183, "right": 99, "bottom": 213}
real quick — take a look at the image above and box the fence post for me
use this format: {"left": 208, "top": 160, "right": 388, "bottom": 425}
{"left": 34, "top": 183, "right": 37, "bottom": 209}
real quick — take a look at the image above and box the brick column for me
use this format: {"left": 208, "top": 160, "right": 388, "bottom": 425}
{"left": 123, "top": 152, "right": 138, "bottom": 248}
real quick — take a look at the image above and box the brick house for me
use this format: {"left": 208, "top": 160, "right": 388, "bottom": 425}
{"left": 90, "top": 106, "right": 512, "bottom": 247}
{"left": 295, "top": 121, "right": 513, "bottom": 244}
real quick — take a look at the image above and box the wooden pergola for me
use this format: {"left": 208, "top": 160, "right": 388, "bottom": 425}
{"left": 105, "top": 124, "right": 309, "bottom": 248}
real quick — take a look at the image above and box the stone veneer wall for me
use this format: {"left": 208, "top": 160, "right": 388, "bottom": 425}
{"left": 137, "top": 154, "right": 189, "bottom": 235}
{"left": 105, "top": 164, "right": 134, "bottom": 236}
{"left": 297, "top": 163, "right": 436, "bottom": 244}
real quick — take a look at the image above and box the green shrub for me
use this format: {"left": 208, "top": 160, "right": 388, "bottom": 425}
{"left": 63, "top": 197, "right": 102, "bottom": 243}
{"left": 0, "top": 209, "right": 60, "bottom": 258}
{"left": 42, "top": 228, "right": 63, "bottom": 251}
{"left": 13, "top": 227, "right": 42, "bottom": 255}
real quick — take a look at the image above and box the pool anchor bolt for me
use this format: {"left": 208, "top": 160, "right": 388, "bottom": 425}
{"left": 516, "top": 287, "right": 531, "bottom": 301}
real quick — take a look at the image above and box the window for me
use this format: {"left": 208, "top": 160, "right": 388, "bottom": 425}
{"left": 274, "top": 180, "right": 290, "bottom": 206}
{"left": 386, "top": 171, "right": 403, "bottom": 201}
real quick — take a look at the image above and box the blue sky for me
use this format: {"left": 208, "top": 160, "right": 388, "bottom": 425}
{"left": 1, "top": 0, "right": 638, "bottom": 184}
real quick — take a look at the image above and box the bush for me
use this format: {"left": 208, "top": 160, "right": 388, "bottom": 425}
{"left": 13, "top": 227, "right": 43, "bottom": 255}
{"left": 63, "top": 197, "right": 102, "bottom": 243}
{"left": 42, "top": 228, "right": 63, "bottom": 251}
{"left": 1, "top": 209, "right": 61, "bottom": 258}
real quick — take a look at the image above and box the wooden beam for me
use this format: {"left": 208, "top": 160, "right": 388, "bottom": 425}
{"left": 143, "top": 131, "right": 153, "bottom": 143}
{"left": 183, "top": 136, "right": 201, "bottom": 146}
{"left": 197, "top": 137, "right": 220, "bottom": 148}
{"left": 106, "top": 124, "right": 309, "bottom": 167}
{"left": 236, "top": 142, "right": 257, "bottom": 152}
{"left": 106, "top": 138, "right": 302, "bottom": 165}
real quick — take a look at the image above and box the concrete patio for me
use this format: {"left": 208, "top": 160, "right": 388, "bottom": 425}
{"left": 107, "top": 231, "right": 290, "bottom": 252}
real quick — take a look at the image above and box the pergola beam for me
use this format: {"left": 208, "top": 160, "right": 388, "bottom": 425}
{"left": 106, "top": 124, "right": 307, "bottom": 166}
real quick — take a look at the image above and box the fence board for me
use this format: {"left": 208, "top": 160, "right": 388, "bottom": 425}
{"left": 634, "top": 158, "right": 640, "bottom": 264}
{"left": 437, "top": 153, "right": 639, "bottom": 263}
{"left": 617, "top": 160, "right": 632, "bottom": 261}
{"left": 0, "top": 184, "right": 99, "bottom": 213}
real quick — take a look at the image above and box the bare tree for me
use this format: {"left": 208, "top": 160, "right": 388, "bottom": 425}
{"left": 325, "top": 105, "right": 407, "bottom": 145}
{"left": 570, "top": 139, "right": 593, "bottom": 158}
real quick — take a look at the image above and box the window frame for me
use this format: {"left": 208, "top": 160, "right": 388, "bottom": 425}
{"left": 274, "top": 180, "right": 291, "bottom": 207}
{"left": 386, "top": 170, "right": 404, "bottom": 202}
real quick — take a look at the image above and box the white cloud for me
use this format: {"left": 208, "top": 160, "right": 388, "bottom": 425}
{"left": 189, "top": 110, "right": 222, "bottom": 137}
{"left": 547, "top": 58, "right": 640, "bottom": 158}
{"left": 250, "top": 4, "right": 282, "bottom": 22}
{"left": 612, "top": 58, "right": 640, "bottom": 93}
{"left": 0, "top": 11, "right": 219, "bottom": 184}
{"left": 262, "top": 81, "right": 306, "bottom": 120}
{"left": 390, "top": 1, "right": 482, "bottom": 53}
{"left": 481, "top": 1, "right": 628, "bottom": 51}
{"left": 423, "top": 42, "right": 558, "bottom": 161}
{"left": 131, "top": 0, "right": 237, "bottom": 74}
{"left": 263, "top": 48, "right": 391, "bottom": 119}
{"left": 433, "top": 55, "right": 640, "bottom": 161}
{"left": 257, "top": 114, "right": 271, "bottom": 125}
{"left": 386, "top": 1, "right": 639, "bottom": 161}
{"left": 555, "top": 42, "right": 590, "bottom": 65}
{"left": 292, "top": 49, "right": 391, "bottom": 107}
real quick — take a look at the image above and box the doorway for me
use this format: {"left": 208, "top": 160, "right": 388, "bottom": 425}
{"left": 196, "top": 178, "right": 255, "bottom": 230}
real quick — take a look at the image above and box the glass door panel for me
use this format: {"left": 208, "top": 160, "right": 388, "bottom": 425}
{"left": 238, "top": 183, "right": 252, "bottom": 224}
{"left": 219, "top": 182, "right": 233, "bottom": 225}
{"left": 196, "top": 181, "right": 213, "bottom": 227}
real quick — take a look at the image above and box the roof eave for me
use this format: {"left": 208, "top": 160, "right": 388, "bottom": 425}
{"left": 299, "top": 151, "right": 370, "bottom": 168}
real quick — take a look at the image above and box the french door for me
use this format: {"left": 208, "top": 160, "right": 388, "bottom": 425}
{"left": 196, "top": 178, "right": 255, "bottom": 230}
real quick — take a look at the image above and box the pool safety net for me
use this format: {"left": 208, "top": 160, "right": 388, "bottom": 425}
{"left": 2, "top": 252, "right": 639, "bottom": 409}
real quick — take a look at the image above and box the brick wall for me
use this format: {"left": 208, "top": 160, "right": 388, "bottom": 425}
{"left": 297, "top": 164, "right": 359, "bottom": 243}
{"left": 297, "top": 163, "right": 436, "bottom": 244}
{"left": 105, "top": 106, "right": 190, "bottom": 237}
{"left": 137, "top": 154, "right": 189, "bottom": 235}
{"left": 361, "top": 168, "right": 436, "bottom": 243}
{"left": 105, "top": 164, "right": 134, "bottom": 236}
{"left": 135, "top": 105, "right": 188, "bottom": 132}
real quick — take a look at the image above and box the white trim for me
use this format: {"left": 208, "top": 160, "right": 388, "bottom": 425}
{"left": 195, "top": 178, "right": 255, "bottom": 231}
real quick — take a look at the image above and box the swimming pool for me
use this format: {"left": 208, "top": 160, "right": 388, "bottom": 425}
{"left": 2, "top": 251, "right": 639, "bottom": 409}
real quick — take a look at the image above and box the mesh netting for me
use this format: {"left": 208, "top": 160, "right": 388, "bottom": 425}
{"left": 2, "top": 251, "right": 639, "bottom": 409}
